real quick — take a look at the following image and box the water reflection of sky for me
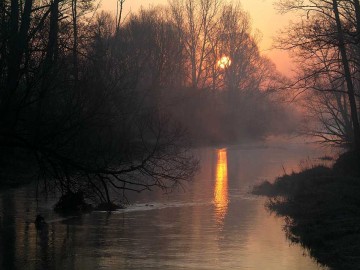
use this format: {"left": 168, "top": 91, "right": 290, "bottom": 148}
{"left": 0, "top": 142, "right": 330, "bottom": 270}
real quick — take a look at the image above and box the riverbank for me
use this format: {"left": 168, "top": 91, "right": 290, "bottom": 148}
{"left": 252, "top": 151, "right": 360, "bottom": 269}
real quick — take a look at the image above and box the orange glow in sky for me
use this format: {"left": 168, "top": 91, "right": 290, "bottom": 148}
{"left": 99, "top": 0, "right": 294, "bottom": 76}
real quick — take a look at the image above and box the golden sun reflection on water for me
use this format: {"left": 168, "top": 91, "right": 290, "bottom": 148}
{"left": 214, "top": 148, "right": 229, "bottom": 224}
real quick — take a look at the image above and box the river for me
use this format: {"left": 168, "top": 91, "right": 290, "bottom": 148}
{"left": 0, "top": 140, "right": 333, "bottom": 269}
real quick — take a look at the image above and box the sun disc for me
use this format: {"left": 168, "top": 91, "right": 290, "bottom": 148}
{"left": 218, "top": 56, "right": 231, "bottom": 69}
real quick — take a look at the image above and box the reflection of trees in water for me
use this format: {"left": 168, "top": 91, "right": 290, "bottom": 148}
{"left": 267, "top": 168, "right": 360, "bottom": 269}
{"left": 36, "top": 223, "right": 50, "bottom": 269}
{"left": 0, "top": 191, "right": 86, "bottom": 270}
{"left": 0, "top": 192, "right": 16, "bottom": 270}
{"left": 0, "top": 145, "right": 326, "bottom": 269}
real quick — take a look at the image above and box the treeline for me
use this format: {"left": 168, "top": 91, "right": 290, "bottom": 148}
{"left": 114, "top": 2, "right": 295, "bottom": 144}
{"left": 0, "top": 0, "right": 293, "bottom": 204}
{"left": 276, "top": 0, "right": 360, "bottom": 151}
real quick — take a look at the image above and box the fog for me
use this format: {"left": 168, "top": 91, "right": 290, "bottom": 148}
{"left": 1, "top": 0, "right": 360, "bottom": 269}
{"left": 0, "top": 0, "right": 303, "bottom": 203}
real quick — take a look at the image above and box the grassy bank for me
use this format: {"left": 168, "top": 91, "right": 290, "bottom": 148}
{"left": 252, "top": 151, "right": 360, "bottom": 270}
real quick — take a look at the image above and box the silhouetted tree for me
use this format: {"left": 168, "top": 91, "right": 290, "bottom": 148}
{"left": 0, "top": 1, "right": 198, "bottom": 206}
{"left": 169, "top": 0, "right": 221, "bottom": 89}
{"left": 276, "top": 0, "right": 360, "bottom": 150}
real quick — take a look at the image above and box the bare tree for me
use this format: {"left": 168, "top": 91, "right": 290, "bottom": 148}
{"left": 169, "top": 0, "right": 221, "bottom": 89}
{"left": 116, "top": 0, "right": 125, "bottom": 32}
{"left": 0, "top": 1, "right": 198, "bottom": 208}
{"left": 276, "top": 0, "right": 360, "bottom": 150}
{"left": 332, "top": 0, "right": 360, "bottom": 150}
{"left": 215, "top": 4, "right": 265, "bottom": 92}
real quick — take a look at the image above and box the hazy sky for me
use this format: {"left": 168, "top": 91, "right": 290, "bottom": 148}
{"left": 100, "top": 0, "right": 293, "bottom": 76}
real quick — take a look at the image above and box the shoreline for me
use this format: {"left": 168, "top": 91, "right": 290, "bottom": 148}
{"left": 252, "top": 151, "right": 360, "bottom": 269}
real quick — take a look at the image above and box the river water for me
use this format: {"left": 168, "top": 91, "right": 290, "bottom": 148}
{"left": 0, "top": 140, "right": 333, "bottom": 270}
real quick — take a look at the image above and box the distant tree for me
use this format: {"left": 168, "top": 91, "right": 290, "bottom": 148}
{"left": 120, "top": 7, "right": 184, "bottom": 91}
{"left": 168, "top": 1, "right": 281, "bottom": 92}
{"left": 116, "top": 0, "right": 126, "bottom": 32}
{"left": 169, "top": 0, "right": 221, "bottom": 89}
{"left": 214, "top": 4, "right": 277, "bottom": 92}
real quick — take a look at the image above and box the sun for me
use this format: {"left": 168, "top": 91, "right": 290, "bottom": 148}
{"left": 218, "top": 56, "right": 231, "bottom": 69}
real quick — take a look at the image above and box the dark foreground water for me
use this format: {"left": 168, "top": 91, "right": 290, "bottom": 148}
{"left": 0, "top": 140, "right": 332, "bottom": 270}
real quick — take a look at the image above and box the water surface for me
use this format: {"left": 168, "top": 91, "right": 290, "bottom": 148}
{"left": 0, "top": 141, "right": 332, "bottom": 269}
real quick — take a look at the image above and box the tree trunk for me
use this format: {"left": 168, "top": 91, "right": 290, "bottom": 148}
{"left": 353, "top": 0, "right": 360, "bottom": 41}
{"left": 46, "top": 0, "right": 59, "bottom": 65}
{"left": 72, "top": 0, "right": 78, "bottom": 82}
{"left": 116, "top": 0, "right": 125, "bottom": 32}
{"left": 6, "top": 0, "right": 20, "bottom": 97}
{"left": 2, "top": 0, "right": 32, "bottom": 126}
{"left": 333, "top": 0, "right": 360, "bottom": 151}
{"left": 35, "top": 0, "right": 60, "bottom": 143}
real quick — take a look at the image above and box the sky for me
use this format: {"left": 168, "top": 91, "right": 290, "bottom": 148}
{"left": 100, "top": 0, "right": 294, "bottom": 76}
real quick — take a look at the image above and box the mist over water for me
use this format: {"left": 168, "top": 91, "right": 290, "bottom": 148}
{"left": 1, "top": 0, "right": 359, "bottom": 269}
{"left": 0, "top": 140, "right": 332, "bottom": 270}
